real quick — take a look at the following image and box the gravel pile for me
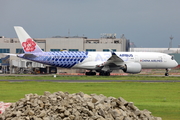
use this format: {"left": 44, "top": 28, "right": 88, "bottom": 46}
{"left": 0, "top": 91, "right": 161, "bottom": 120}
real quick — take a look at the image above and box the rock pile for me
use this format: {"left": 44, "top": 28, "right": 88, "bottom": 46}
{"left": 0, "top": 91, "right": 161, "bottom": 120}
{"left": 0, "top": 102, "right": 11, "bottom": 114}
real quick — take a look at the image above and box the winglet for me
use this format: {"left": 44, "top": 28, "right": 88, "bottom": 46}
{"left": 14, "top": 26, "right": 43, "bottom": 53}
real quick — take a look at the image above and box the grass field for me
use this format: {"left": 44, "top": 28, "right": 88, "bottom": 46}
{"left": 0, "top": 75, "right": 180, "bottom": 120}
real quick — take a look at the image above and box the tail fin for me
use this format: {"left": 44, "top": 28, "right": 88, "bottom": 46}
{"left": 14, "top": 26, "right": 43, "bottom": 53}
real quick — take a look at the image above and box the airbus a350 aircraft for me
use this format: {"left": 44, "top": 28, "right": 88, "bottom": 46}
{"left": 12, "top": 26, "right": 178, "bottom": 76}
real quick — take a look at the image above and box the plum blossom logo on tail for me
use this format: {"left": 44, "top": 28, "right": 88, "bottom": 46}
{"left": 22, "top": 38, "right": 36, "bottom": 52}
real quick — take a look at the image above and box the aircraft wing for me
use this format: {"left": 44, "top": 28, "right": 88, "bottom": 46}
{"left": 104, "top": 52, "right": 124, "bottom": 66}
{"left": 96, "top": 51, "right": 124, "bottom": 71}
{"left": 107, "top": 52, "right": 123, "bottom": 62}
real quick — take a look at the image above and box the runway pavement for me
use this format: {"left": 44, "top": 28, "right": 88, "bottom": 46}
{"left": 0, "top": 80, "right": 180, "bottom": 82}
{"left": 0, "top": 74, "right": 180, "bottom": 83}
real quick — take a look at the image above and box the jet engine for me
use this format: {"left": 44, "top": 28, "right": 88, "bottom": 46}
{"left": 122, "top": 62, "right": 142, "bottom": 74}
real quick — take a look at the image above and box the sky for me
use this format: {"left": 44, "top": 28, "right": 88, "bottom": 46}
{"left": 0, "top": 0, "right": 180, "bottom": 48}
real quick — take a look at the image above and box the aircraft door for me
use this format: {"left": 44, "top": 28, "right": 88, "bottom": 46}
{"left": 163, "top": 55, "right": 167, "bottom": 62}
{"left": 87, "top": 54, "right": 92, "bottom": 61}
{"left": 135, "top": 55, "right": 140, "bottom": 62}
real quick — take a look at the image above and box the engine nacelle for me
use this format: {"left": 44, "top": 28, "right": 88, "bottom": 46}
{"left": 122, "top": 62, "right": 142, "bottom": 74}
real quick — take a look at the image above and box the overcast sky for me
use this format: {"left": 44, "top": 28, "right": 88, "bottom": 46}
{"left": 1, "top": 0, "right": 180, "bottom": 48}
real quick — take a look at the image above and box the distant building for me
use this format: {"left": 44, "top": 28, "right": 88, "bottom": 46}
{"left": 131, "top": 48, "right": 180, "bottom": 54}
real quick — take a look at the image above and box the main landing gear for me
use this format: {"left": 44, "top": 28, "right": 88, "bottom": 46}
{"left": 85, "top": 70, "right": 96, "bottom": 76}
{"left": 165, "top": 68, "right": 169, "bottom": 76}
{"left": 85, "top": 70, "right": 111, "bottom": 76}
{"left": 99, "top": 71, "right": 110, "bottom": 76}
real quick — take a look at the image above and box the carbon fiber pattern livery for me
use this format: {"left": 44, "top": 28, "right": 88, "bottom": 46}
{"left": 20, "top": 51, "right": 88, "bottom": 68}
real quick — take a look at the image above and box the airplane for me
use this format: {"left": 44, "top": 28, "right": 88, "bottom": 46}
{"left": 11, "top": 26, "right": 178, "bottom": 76}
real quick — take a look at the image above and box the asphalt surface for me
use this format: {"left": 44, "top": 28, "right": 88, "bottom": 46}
{"left": 0, "top": 74, "right": 180, "bottom": 82}
{"left": 0, "top": 80, "right": 180, "bottom": 82}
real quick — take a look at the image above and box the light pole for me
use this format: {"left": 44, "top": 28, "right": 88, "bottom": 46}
{"left": 168, "top": 35, "right": 173, "bottom": 50}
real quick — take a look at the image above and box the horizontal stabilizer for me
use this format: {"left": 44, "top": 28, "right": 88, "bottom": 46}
{"left": 3, "top": 53, "right": 17, "bottom": 57}
{"left": 22, "top": 54, "right": 37, "bottom": 58}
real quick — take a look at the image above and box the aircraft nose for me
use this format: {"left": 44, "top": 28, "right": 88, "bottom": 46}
{"left": 172, "top": 60, "right": 178, "bottom": 68}
{"left": 174, "top": 61, "right": 178, "bottom": 67}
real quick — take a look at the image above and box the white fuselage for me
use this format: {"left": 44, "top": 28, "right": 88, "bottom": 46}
{"left": 73, "top": 52, "right": 178, "bottom": 69}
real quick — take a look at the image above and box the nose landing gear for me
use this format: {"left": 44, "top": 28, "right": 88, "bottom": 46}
{"left": 165, "top": 68, "right": 169, "bottom": 76}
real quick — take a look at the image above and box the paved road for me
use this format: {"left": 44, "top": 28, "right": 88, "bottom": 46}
{"left": 1, "top": 74, "right": 180, "bottom": 82}
{"left": 0, "top": 80, "right": 180, "bottom": 82}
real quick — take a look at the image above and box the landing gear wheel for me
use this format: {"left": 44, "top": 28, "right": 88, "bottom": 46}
{"left": 99, "top": 71, "right": 104, "bottom": 76}
{"left": 99, "top": 71, "right": 110, "bottom": 76}
{"left": 105, "top": 72, "right": 110, "bottom": 76}
{"left": 85, "top": 72, "right": 96, "bottom": 76}
{"left": 165, "top": 73, "right": 169, "bottom": 76}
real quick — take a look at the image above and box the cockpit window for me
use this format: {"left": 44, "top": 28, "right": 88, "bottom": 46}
{"left": 171, "top": 55, "right": 174, "bottom": 60}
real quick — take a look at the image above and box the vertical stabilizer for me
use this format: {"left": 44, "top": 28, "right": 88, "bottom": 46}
{"left": 14, "top": 26, "right": 43, "bottom": 53}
